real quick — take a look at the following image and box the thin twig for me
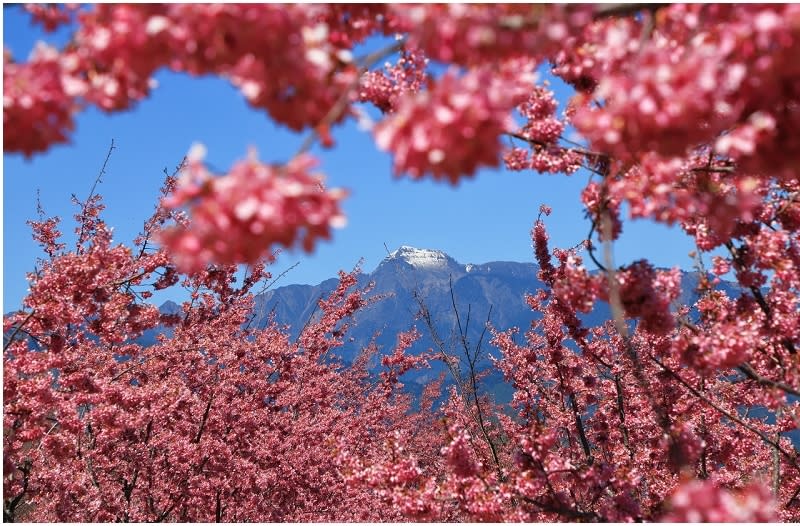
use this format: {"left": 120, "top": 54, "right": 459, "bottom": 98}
{"left": 76, "top": 139, "right": 115, "bottom": 249}
{"left": 263, "top": 261, "right": 301, "bottom": 292}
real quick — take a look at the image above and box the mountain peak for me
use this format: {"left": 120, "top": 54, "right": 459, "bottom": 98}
{"left": 383, "top": 245, "right": 456, "bottom": 269}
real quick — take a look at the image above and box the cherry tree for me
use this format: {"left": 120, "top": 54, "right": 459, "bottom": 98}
{"left": 3, "top": 165, "right": 441, "bottom": 521}
{"left": 5, "top": 3, "right": 800, "bottom": 522}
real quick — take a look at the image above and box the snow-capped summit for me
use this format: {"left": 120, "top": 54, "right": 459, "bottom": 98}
{"left": 384, "top": 245, "right": 456, "bottom": 270}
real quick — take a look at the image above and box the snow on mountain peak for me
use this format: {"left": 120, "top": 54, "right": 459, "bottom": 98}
{"left": 386, "top": 245, "right": 454, "bottom": 269}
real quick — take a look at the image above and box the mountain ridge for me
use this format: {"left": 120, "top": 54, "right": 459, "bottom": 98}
{"left": 141, "top": 246, "right": 737, "bottom": 402}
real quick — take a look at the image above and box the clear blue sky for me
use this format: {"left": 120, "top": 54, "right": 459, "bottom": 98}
{"left": 3, "top": 6, "right": 702, "bottom": 312}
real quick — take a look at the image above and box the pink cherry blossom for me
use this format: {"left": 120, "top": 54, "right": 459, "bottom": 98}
{"left": 158, "top": 146, "right": 347, "bottom": 273}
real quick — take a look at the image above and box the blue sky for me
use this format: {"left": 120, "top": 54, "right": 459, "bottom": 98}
{"left": 3, "top": 6, "right": 702, "bottom": 311}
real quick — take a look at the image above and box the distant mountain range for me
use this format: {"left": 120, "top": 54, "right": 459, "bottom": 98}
{"left": 140, "top": 246, "right": 738, "bottom": 402}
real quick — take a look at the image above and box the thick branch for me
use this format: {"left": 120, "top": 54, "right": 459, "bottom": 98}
{"left": 4, "top": 461, "right": 31, "bottom": 522}
{"left": 569, "top": 395, "right": 594, "bottom": 465}
{"left": 193, "top": 395, "right": 214, "bottom": 444}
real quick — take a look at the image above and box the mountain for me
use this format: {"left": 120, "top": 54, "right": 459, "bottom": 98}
{"left": 240, "top": 247, "right": 547, "bottom": 397}
{"left": 217, "top": 247, "right": 751, "bottom": 402}
{"left": 213, "top": 247, "right": 675, "bottom": 400}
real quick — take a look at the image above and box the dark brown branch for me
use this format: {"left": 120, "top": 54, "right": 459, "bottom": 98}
{"left": 122, "top": 468, "right": 139, "bottom": 506}
{"left": 593, "top": 3, "right": 670, "bottom": 19}
{"left": 448, "top": 276, "right": 503, "bottom": 476}
{"left": 652, "top": 356, "right": 799, "bottom": 468}
{"left": 725, "top": 241, "right": 796, "bottom": 355}
{"left": 4, "top": 460, "right": 31, "bottom": 522}
{"left": 111, "top": 355, "right": 157, "bottom": 382}
{"left": 474, "top": 305, "right": 493, "bottom": 363}
{"left": 3, "top": 310, "right": 36, "bottom": 352}
{"left": 738, "top": 363, "right": 800, "bottom": 397}
{"left": 193, "top": 395, "right": 214, "bottom": 444}
{"left": 156, "top": 498, "right": 179, "bottom": 522}
{"left": 507, "top": 132, "right": 605, "bottom": 160}
{"left": 689, "top": 165, "right": 736, "bottom": 173}
{"left": 787, "top": 484, "right": 800, "bottom": 509}
{"left": 215, "top": 490, "right": 223, "bottom": 523}
{"left": 450, "top": 275, "right": 471, "bottom": 359}
{"left": 585, "top": 222, "right": 607, "bottom": 273}
{"left": 519, "top": 494, "right": 604, "bottom": 522}
{"left": 569, "top": 395, "right": 594, "bottom": 465}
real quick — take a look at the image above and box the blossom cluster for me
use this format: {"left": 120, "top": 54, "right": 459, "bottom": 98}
{"left": 504, "top": 86, "right": 584, "bottom": 175}
{"left": 358, "top": 47, "right": 428, "bottom": 114}
{"left": 6, "top": 4, "right": 800, "bottom": 521}
{"left": 6, "top": 186, "right": 433, "bottom": 521}
{"left": 374, "top": 65, "right": 534, "bottom": 183}
{"left": 390, "top": 4, "right": 592, "bottom": 66}
{"left": 159, "top": 146, "right": 347, "bottom": 273}
{"left": 3, "top": 45, "right": 80, "bottom": 156}
{"left": 572, "top": 4, "right": 800, "bottom": 177}
{"left": 662, "top": 479, "right": 777, "bottom": 522}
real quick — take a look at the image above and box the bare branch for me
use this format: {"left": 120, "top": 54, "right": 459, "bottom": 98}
{"left": 76, "top": 139, "right": 115, "bottom": 250}
{"left": 737, "top": 363, "right": 800, "bottom": 397}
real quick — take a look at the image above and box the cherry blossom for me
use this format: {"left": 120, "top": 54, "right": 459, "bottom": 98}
{"left": 374, "top": 64, "right": 535, "bottom": 183}
{"left": 158, "top": 145, "right": 347, "bottom": 273}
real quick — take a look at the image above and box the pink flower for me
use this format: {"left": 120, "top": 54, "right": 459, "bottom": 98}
{"left": 442, "top": 429, "right": 479, "bottom": 478}
{"left": 374, "top": 66, "right": 533, "bottom": 184}
{"left": 3, "top": 45, "right": 81, "bottom": 156}
{"left": 159, "top": 147, "right": 347, "bottom": 273}
{"left": 662, "top": 479, "right": 777, "bottom": 522}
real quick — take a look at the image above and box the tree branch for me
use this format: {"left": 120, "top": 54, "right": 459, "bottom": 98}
{"left": 193, "top": 394, "right": 214, "bottom": 444}
{"left": 737, "top": 363, "right": 800, "bottom": 397}
{"left": 652, "top": 356, "right": 799, "bottom": 468}
{"left": 592, "top": 3, "right": 670, "bottom": 20}
{"left": 3, "top": 310, "right": 36, "bottom": 352}
{"left": 76, "top": 139, "right": 115, "bottom": 250}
